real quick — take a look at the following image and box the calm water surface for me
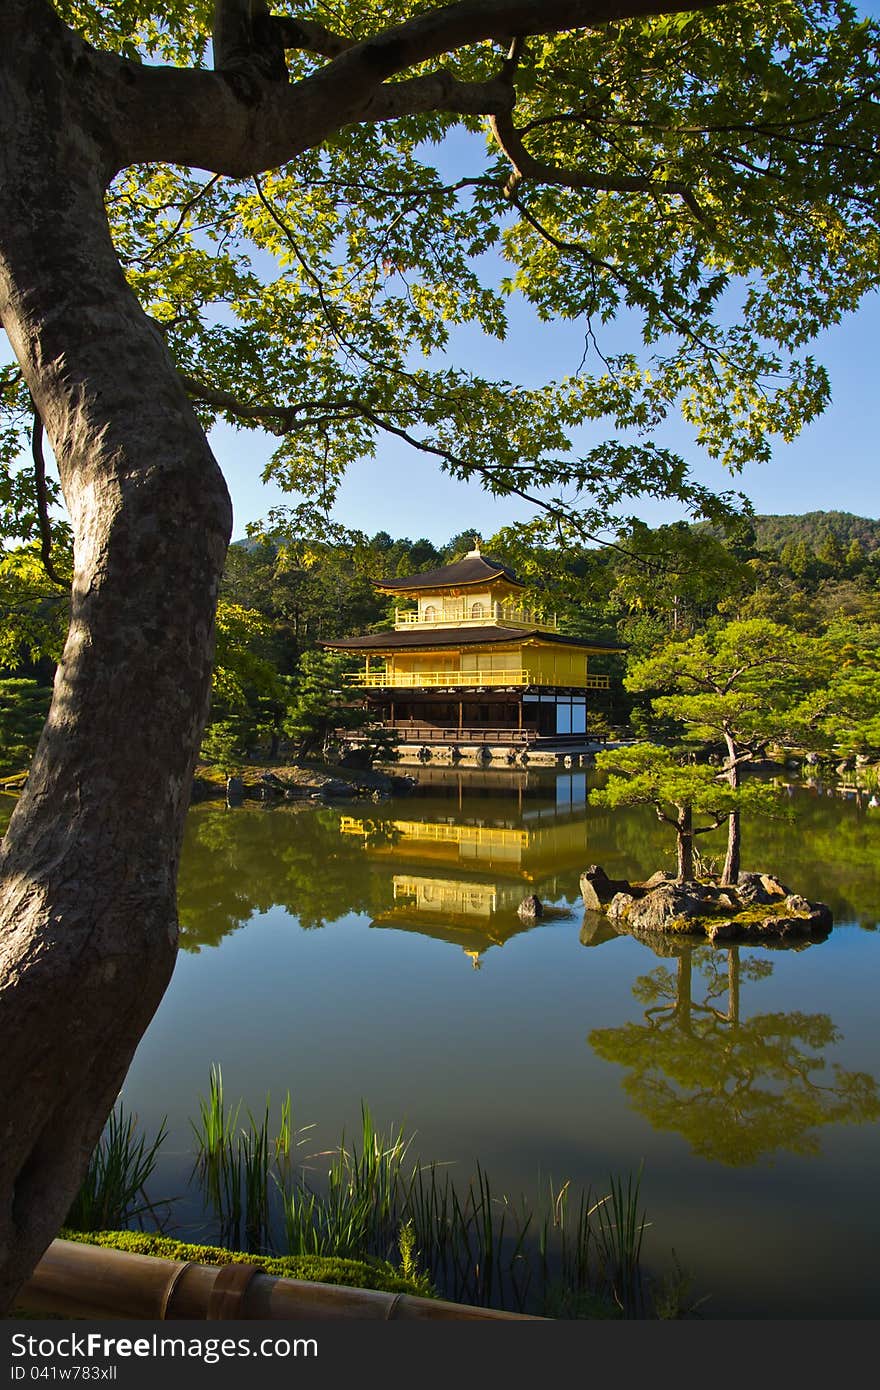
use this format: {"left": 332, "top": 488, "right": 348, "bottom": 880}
{"left": 3, "top": 770, "right": 878, "bottom": 1316}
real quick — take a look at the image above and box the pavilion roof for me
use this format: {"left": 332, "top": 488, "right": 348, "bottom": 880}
{"left": 375, "top": 552, "right": 523, "bottom": 593}
{"left": 322, "top": 625, "right": 623, "bottom": 653}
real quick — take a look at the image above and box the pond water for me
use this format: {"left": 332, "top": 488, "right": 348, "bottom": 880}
{"left": 2, "top": 770, "right": 879, "bottom": 1316}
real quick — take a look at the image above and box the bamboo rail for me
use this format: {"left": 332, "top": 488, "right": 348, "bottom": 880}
{"left": 15, "top": 1239, "right": 542, "bottom": 1321}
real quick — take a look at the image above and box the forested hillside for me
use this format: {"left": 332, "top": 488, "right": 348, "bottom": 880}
{"left": 751, "top": 512, "right": 880, "bottom": 554}
{"left": 2, "top": 511, "right": 878, "bottom": 772}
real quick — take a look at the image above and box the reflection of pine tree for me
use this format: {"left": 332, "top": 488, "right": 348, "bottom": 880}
{"left": 590, "top": 946, "right": 880, "bottom": 1165}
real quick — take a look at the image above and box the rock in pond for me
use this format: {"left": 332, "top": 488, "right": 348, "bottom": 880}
{"left": 737, "top": 871, "right": 790, "bottom": 904}
{"left": 517, "top": 895, "right": 543, "bottom": 921}
{"left": 623, "top": 881, "right": 735, "bottom": 933}
{"left": 607, "top": 892, "right": 636, "bottom": 922}
{"left": 579, "top": 864, "right": 637, "bottom": 910}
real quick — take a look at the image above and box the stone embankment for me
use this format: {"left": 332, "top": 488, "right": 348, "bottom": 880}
{"left": 191, "top": 763, "right": 417, "bottom": 805}
{"left": 580, "top": 865, "right": 833, "bottom": 944}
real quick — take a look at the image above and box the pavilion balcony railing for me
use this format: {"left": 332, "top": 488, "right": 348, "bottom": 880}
{"left": 388, "top": 724, "right": 536, "bottom": 743}
{"left": 393, "top": 603, "right": 558, "bottom": 631}
{"left": 346, "top": 668, "right": 610, "bottom": 690}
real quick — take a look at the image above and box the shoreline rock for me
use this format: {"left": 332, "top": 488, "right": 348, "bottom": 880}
{"left": 192, "top": 761, "right": 418, "bottom": 806}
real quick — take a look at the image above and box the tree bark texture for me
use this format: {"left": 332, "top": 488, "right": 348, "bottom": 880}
{"left": 0, "top": 5, "right": 232, "bottom": 1309}
{"left": 675, "top": 804, "right": 694, "bottom": 883}
{"left": 721, "top": 731, "right": 740, "bottom": 886}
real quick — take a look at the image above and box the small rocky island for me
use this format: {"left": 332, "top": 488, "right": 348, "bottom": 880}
{"left": 580, "top": 865, "right": 833, "bottom": 944}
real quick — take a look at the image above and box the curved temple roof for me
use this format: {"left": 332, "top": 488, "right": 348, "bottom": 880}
{"left": 375, "top": 549, "right": 524, "bottom": 594}
{"left": 323, "top": 625, "right": 623, "bottom": 653}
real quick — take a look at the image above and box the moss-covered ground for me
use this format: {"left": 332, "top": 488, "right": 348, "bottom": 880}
{"left": 60, "top": 1228, "right": 434, "bottom": 1296}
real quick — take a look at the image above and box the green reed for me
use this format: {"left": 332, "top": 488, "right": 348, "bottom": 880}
{"left": 190, "top": 1068, "right": 316, "bottom": 1253}
{"left": 540, "top": 1178, "right": 599, "bottom": 1297}
{"left": 189, "top": 1074, "right": 650, "bottom": 1315}
{"left": 593, "top": 1168, "right": 648, "bottom": 1316}
{"left": 66, "top": 1103, "right": 167, "bottom": 1232}
{"left": 242, "top": 1105, "right": 271, "bottom": 1251}
{"left": 190, "top": 1064, "right": 239, "bottom": 1218}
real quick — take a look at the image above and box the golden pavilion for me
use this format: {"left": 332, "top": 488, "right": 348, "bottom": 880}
{"left": 323, "top": 541, "right": 621, "bottom": 754}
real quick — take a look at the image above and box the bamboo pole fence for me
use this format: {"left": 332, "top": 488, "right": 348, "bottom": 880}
{"left": 15, "top": 1239, "right": 543, "bottom": 1320}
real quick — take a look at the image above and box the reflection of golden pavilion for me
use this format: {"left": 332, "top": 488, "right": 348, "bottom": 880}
{"left": 374, "top": 872, "right": 541, "bottom": 965}
{"left": 339, "top": 812, "right": 588, "bottom": 877}
{"left": 341, "top": 805, "right": 589, "bottom": 965}
{"left": 394, "top": 875, "right": 497, "bottom": 919}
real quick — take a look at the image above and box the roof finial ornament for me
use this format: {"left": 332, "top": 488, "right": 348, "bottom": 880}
{"left": 466, "top": 535, "right": 482, "bottom": 558}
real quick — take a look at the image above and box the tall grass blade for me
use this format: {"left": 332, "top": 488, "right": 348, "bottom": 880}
{"left": 67, "top": 1104, "right": 168, "bottom": 1232}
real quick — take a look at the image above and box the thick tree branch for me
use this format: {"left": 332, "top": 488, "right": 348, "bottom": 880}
{"left": 274, "top": 16, "right": 354, "bottom": 59}
{"left": 318, "top": 2, "right": 732, "bottom": 86}
{"left": 361, "top": 72, "right": 514, "bottom": 122}
{"left": 100, "top": 1, "right": 736, "bottom": 176}
{"left": 103, "top": 59, "right": 514, "bottom": 175}
{"left": 212, "top": 0, "right": 287, "bottom": 87}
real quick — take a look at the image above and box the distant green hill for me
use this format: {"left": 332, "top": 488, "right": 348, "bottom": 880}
{"left": 751, "top": 511, "right": 880, "bottom": 554}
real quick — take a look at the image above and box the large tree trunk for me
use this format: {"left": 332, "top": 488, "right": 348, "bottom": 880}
{"left": 721, "top": 730, "right": 740, "bottom": 886}
{"left": 0, "top": 7, "right": 232, "bottom": 1310}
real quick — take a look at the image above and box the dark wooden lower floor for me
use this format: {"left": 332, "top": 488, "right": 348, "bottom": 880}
{"left": 381, "top": 724, "right": 594, "bottom": 745}
{"left": 355, "top": 688, "right": 602, "bottom": 741}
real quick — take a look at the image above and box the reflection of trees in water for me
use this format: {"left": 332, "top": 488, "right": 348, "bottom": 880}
{"left": 585, "top": 793, "right": 880, "bottom": 927}
{"left": 737, "top": 795, "right": 880, "bottom": 928}
{"left": 177, "top": 806, "right": 397, "bottom": 950}
{"left": 590, "top": 945, "right": 880, "bottom": 1165}
{"left": 172, "top": 786, "right": 880, "bottom": 956}
{"left": 587, "top": 803, "right": 692, "bottom": 882}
